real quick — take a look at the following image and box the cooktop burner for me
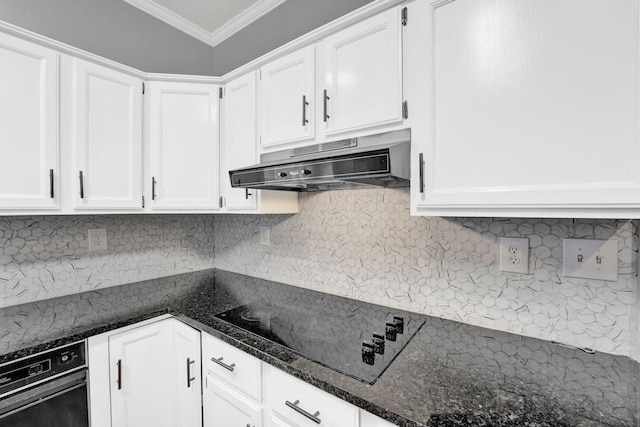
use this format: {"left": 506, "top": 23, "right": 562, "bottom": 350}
{"left": 215, "top": 298, "right": 424, "bottom": 384}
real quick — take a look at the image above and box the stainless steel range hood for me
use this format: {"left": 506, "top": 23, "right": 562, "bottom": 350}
{"left": 229, "top": 129, "right": 410, "bottom": 192}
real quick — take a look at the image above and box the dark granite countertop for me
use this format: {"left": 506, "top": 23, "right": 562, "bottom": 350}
{"left": 1, "top": 269, "right": 638, "bottom": 427}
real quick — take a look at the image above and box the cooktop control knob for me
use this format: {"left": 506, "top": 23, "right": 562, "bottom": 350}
{"left": 58, "top": 351, "right": 77, "bottom": 365}
{"left": 385, "top": 322, "right": 397, "bottom": 341}
{"left": 362, "top": 342, "right": 375, "bottom": 365}
{"left": 393, "top": 316, "right": 405, "bottom": 335}
{"left": 372, "top": 333, "right": 385, "bottom": 355}
{"left": 302, "top": 169, "right": 311, "bottom": 175}
{"left": 277, "top": 172, "right": 287, "bottom": 178}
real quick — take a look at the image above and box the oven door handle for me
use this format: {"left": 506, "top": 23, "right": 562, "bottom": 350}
{"left": 0, "top": 369, "right": 86, "bottom": 420}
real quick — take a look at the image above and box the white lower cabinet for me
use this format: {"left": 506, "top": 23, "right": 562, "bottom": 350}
{"left": 360, "top": 410, "right": 397, "bottom": 427}
{"left": 263, "top": 364, "right": 359, "bottom": 427}
{"left": 204, "top": 375, "right": 262, "bottom": 427}
{"left": 88, "top": 316, "right": 201, "bottom": 427}
{"left": 202, "top": 332, "right": 263, "bottom": 427}
{"left": 91, "top": 320, "right": 397, "bottom": 427}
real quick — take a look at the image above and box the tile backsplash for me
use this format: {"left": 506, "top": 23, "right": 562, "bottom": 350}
{"left": 214, "top": 188, "right": 640, "bottom": 360}
{"left": 1, "top": 192, "right": 638, "bottom": 361}
{"left": 0, "top": 215, "right": 214, "bottom": 308}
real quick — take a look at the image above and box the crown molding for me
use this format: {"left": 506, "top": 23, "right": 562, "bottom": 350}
{"left": 122, "top": 0, "right": 286, "bottom": 47}
{"left": 209, "top": 0, "right": 286, "bottom": 46}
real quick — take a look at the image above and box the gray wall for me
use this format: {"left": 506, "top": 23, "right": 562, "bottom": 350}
{"left": 0, "top": 0, "right": 214, "bottom": 74}
{"left": 211, "top": 0, "right": 374, "bottom": 75}
{"left": 0, "top": 0, "right": 375, "bottom": 76}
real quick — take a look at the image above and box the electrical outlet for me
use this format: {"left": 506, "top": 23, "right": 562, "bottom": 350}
{"left": 499, "top": 237, "right": 529, "bottom": 274}
{"left": 562, "top": 238, "right": 617, "bottom": 281}
{"left": 88, "top": 228, "right": 108, "bottom": 251}
{"left": 259, "top": 226, "right": 270, "bottom": 246}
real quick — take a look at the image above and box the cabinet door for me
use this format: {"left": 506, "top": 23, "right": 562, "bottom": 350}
{"left": 221, "top": 72, "right": 258, "bottom": 210}
{"left": 109, "top": 320, "right": 174, "bottom": 427}
{"left": 320, "top": 7, "right": 403, "bottom": 136}
{"left": 72, "top": 59, "right": 143, "bottom": 210}
{"left": 260, "top": 45, "right": 315, "bottom": 148}
{"left": 204, "top": 375, "right": 262, "bottom": 427}
{"left": 149, "top": 81, "right": 220, "bottom": 210}
{"left": 413, "top": 0, "right": 640, "bottom": 217}
{"left": 0, "top": 33, "right": 58, "bottom": 210}
{"left": 109, "top": 319, "right": 201, "bottom": 427}
{"left": 172, "top": 319, "right": 202, "bottom": 427}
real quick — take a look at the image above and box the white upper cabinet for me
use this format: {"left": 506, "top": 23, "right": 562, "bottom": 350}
{"left": 70, "top": 59, "right": 143, "bottom": 210}
{"left": 0, "top": 32, "right": 59, "bottom": 210}
{"left": 260, "top": 45, "right": 315, "bottom": 148}
{"left": 411, "top": 0, "right": 640, "bottom": 218}
{"left": 220, "top": 71, "right": 299, "bottom": 214}
{"left": 221, "top": 72, "right": 259, "bottom": 210}
{"left": 148, "top": 81, "right": 220, "bottom": 211}
{"left": 320, "top": 6, "right": 403, "bottom": 137}
{"left": 258, "top": 6, "right": 405, "bottom": 152}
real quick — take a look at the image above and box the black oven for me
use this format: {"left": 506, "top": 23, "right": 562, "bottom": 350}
{"left": 0, "top": 341, "right": 88, "bottom": 427}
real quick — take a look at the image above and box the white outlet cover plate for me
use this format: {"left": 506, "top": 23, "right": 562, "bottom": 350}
{"left": 259, "top": 226, "right": 270, "bottom": 246}
{"left": 88, "top": 228, "right": 108, "bottom": 251}
{"left": 562, "top": 238, "right": 618, "bottom": 281}
{"left": 499, "top": 237, "right": 529, "bottom": 274}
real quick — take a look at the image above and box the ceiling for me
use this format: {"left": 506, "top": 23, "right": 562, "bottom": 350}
{"left": 122, "top": 0, "right": 287, "bottom": 47}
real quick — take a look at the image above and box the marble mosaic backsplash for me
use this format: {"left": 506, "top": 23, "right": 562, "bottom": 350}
{"left": 0, "top": 269, "right": 213, "bottom": 355}
{"left": 214, "top": 188, "right": 640, "bottom": 360}
{"left": 0, "top": 215, "right": 214, "bottom": 308}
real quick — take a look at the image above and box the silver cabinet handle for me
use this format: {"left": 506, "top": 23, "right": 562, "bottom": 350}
{"left": 285, "top": 399, "right": 321, "bottom": 424}
{"left": 211, "top": 356, "right": 235, "bottom": 372}
{"left": 117, "top": 359, "right": 122, "bottom": 390}
{"left": 151, "top": 177, "right": 157, "bottom": 200}
{"left": 323, "top": 90, "right": 330, "bottom": 122}
{"left": 302, "top": 95, "right": 309, "bottom": 126}
{"left": 418, "top": 152, "right": 424, "bottom": 194}
{"left": 49, "top": 169, "right": 54, "bottom": 199}
{"left": 186, "top": 357, "right": 196, "bottom": 388}
{"left": 79, "top": 171, "right": 85, "bottom": 199}
{"left": 245, "top": 188, "right": 252, "bottom": 200}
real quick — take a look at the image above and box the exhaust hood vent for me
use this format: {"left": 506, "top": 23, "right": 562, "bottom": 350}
{"left": 229, "top": 129, "right": 410, "bottom": 192}
{"left": 288, "top": 138, "right": 357, "bottom": 158}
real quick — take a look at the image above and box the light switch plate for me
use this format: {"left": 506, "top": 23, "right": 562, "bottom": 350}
{"left": 562, "top": 238, "right": 618, "bottom": 281}
{"left": 499, "top": 237, "right": 529, "bottom": 274}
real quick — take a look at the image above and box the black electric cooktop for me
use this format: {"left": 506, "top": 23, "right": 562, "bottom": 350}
{"left": 215, "top": 298, "right": 424, "bottom": 384}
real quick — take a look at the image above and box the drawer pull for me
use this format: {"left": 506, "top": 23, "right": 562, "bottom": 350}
{"left": 116, "top": 359, "right": 122, "bottom": 390}
{"left": 186, "top": 357, "right": 196, "bottom": 388}
{"left": 211, "top": 356, "right": 236, "bottom": 372}
{"left": 79, "top": 171, "right": 85, "bottom": 199}
{"left": 285, "top": 399, "right": 321, "bottom": 424}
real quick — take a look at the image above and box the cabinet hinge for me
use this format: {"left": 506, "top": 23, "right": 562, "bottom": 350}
{"left": 402, "top": 100, "right": 409, "bottom": 119}
{"left": 142, "top": 195, "right": 145, "bottom": 208}
{"left": 142, "top": 82, "right": 145, "bottom": 94}
{"left": 401, "top": 7, "right": 408, "bottom": 26}
{"left": 219, "top": 86, "right": 223, "bottom": 99}
{"left": 219, "top": 196, "right": 224, "bottom": 208}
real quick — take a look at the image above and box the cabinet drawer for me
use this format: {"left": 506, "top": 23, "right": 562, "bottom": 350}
{"left": 264, "top": 365, "right": 358, "bottom": 427}
{"left": 202, "top": 332, "right": 262, "bottom": 402}
{"left": 204, "top": 375, "right": 262, "bottom": 427}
